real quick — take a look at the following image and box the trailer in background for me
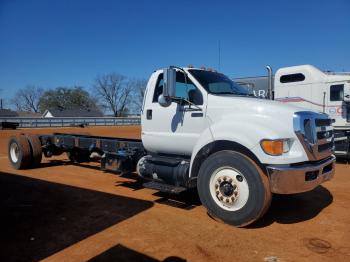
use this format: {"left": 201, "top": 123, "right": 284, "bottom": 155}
{"left": 233, "top": 65, "right": 350, "bottom": 160}
{"left": 234, "top": 75, "right": 271, "bottom": 98}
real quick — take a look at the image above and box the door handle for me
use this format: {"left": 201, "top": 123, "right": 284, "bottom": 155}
{"left": 146, "top": 109, "right": 152, "bottom": 120}
{"left": 191, "top": 112, "right": 203, "bottom": 117}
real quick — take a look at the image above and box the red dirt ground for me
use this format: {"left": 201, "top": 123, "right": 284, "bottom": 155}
{"left": 0, "top": 126, "right": 349, "bottom": 262}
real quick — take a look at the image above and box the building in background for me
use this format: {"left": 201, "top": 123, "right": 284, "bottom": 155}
{"left": 0, "top": 109, "right": 18, "bottom": 117}
{"left": 16, "top": 111, "right": 42, "bottom": 117}
{"left": 42, "top": 109, "right": 103, "bottom": 118}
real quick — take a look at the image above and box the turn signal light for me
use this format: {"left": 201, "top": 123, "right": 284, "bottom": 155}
{"left": 260, "top": 139, "right": 290, "bottom": 156}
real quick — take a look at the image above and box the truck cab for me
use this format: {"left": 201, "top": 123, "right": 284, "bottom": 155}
{"left": 274, "top": 65, "right": 350, "bottom": 127}
{"left": 139, "top": 66, "right": 335, "bottom": 226}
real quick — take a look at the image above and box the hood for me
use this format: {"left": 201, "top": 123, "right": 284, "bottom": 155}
{"left": 206, "top": 94, "right": 313, "bottom": 141}
{"left": 207, "top": 94, "right": 308, "bottom": 117}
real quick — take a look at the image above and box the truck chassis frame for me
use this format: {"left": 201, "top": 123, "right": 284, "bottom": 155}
{"left": 40, "top": 133, "right": 145, "bottom": 173}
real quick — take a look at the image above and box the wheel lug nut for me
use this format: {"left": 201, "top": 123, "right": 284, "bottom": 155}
{"left": 215, "top": 184, "right": 219, "bottom": 189}
{"left": 216, "top": 191, "right": 219, "bottom": 195}
{"left": 228, "top": 178, "right": 233, "bottom": 183}
{"left": 226, "top": 199, "right": 229, "bottom": 203}
{"left": 223, "top": 177, "right": 227, "bottom": 181}
{"left": 220, "top": 196, "right": 224, "bottom": 200}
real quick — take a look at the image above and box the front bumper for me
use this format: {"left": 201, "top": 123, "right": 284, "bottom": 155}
{"left": 266, "top": 155, "right": 336, "bottom": 194}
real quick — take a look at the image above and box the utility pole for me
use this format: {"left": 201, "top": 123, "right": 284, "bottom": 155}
{"left": 218, "top": 40, "right": 221, "bottom": 71}
{"left": 0, "top": 88, "right": 3, "bottom": 109}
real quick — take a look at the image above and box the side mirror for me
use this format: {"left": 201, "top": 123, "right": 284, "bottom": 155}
{"left": 158, "top": 94, "right": 172, "bottom": 107}
{"left": 158, "top": 67, "right": 176, "bottom": 107}
{"left": 344, "top": 85, "right": 350, "bottom": 102}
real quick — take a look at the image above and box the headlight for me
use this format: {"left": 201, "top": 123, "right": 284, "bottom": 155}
{"left": 260, "top": 139, "right": 291, "bottom": 156}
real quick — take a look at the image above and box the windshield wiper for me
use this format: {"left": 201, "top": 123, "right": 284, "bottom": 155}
{"left": 215, "top": 92, "right": 255, "bottom": 97}
{"left": 215, "top": 92, "right": 236, "bottom": 95}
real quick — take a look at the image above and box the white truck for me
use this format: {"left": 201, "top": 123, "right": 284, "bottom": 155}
{"left": 8, "top": 66, "right": 335, "bottom": 227}
{"left": 234, "top": 65, "right": 350, "bottom": 160}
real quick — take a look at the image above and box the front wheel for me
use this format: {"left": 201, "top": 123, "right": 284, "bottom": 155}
{"left": 197, "top": 150, "right": 271, "bottom": 227}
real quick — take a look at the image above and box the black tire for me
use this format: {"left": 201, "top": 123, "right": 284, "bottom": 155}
{"left": 66, "top": 151, "right": 76, "bottom": 162}
{"left": 197, "top": 150, "right": 271, "bottom": 227}
{"left": 8, "top": 135, "right": 32, "bottom": 170}
{"left": 26, "top": 134, "right": 42, "bottom": 167}
{"left": 66, "top": 149, "right": 90, "bottom": 163}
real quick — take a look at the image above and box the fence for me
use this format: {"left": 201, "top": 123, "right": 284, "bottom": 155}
{"left": 0, "top": 117, "right": 141, "bottom": 128}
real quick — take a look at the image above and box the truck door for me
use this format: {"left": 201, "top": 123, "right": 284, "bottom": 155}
{"left": 142, "top": 71, "right": 207, "bottom": 156}
{"left": 328, "top": 83, "right": 347, "bottom": 124}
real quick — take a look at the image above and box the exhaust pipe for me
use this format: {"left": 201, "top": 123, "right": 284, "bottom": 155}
{"left": 266, "top": 66, "right": 273, "bottom": 100}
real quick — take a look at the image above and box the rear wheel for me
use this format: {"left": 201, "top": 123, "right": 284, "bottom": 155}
{"left": 197, "top": 150, "right": 271, "bottom": 227}
{"left": 8, "top": 135, "right": 32, "bottom": 169}
{"left": 26, "top": 134, "right": 42, "bottom": 167}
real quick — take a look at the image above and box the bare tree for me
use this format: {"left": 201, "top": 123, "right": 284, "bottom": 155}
{"left": 0, "top": 88, "right": 4, "bottom": 109}
{"left": 12, "top": 85, "right": 44, "bottom": 112}
{"left": 94, "top": 73, "right": 133, "bottom": 116}
{"left": 130, "top": 79, "right": 147, "bottom": 114}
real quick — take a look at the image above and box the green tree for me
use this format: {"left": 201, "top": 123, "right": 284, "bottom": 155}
{"left": 39, "top": 86, "right": 99, "bottom": 112}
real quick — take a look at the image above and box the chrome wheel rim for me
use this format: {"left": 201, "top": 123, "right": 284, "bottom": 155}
{"left": 10, "top": 142, "right": 19, "bottom": 163}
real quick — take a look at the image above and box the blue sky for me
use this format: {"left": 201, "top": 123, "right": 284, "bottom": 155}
{"left": 0, "top": 0, "right": 349, "bottom": 104}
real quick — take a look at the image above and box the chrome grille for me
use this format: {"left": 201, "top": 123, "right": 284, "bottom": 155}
{"left": 317, "top": 130, "right": 333, "bottom": 140}
{"left": 294, "top": 111, "right": 334, "bottom": 161}
{"left": 303, "top": 119, "right": 315, "bottom": 144}
{"left": 318, "top": 142, "right": 333, "bottom": 152}
{"left": 315, "top": 118, "right": 332, "bottom": 126}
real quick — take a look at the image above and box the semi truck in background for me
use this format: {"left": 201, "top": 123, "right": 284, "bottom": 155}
{"left": 8, "top": 66, "right": 335, "bottom": 227}
{"left": 234, "top": 65, "right": 350, "bottom": 160}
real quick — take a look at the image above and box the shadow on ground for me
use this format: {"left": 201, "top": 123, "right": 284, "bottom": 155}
{"left": 88, "top": 244, "right": 186, "bottom": 262}
{"left": 152, "top": 189, "right": 202, "bottom": 210}
{"left": 248, "top": 185, "right": 333, "bottom": 228}
{"left": 40, "top": 160, "right": 334, "bottom": 227}
{"left": 0, "top": 171, "right": 153, "bottom": 262}
{"left": 28, "top": 159, "right": 72, "bottom": 169}
{"left": 336, "top": 158, "right": 349, "bottom": 165}
{"left": 44, "top": 161, "right": 201, "bottom": 211}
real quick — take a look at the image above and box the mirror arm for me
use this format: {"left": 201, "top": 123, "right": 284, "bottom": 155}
{"left": 180, "top": 97, "right": 202, "bottom": 111}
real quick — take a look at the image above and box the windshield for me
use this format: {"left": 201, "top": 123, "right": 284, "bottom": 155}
{"left": 189, "top": 69, "right": 251, "bottom": 96}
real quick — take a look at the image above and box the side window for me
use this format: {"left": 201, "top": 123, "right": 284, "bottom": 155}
{"left": 280, "top": 73, "right": 305, "bottom": 83}
{"left": 175, "top": 72, "right": 201, "bottom": 103}
{"left": 152, "top": 73, "right": 164, "bottom": 102}
{"left": 152, "top": 72, "right": 203, "bottom": 105}
{"left": 330, "top": 84, "right": 344, "bottom": 101}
